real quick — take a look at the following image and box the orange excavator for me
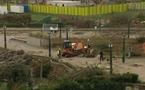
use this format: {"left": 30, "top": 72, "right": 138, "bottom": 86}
{"left": 62, "top": 40, "right": 87, "bottom": 57}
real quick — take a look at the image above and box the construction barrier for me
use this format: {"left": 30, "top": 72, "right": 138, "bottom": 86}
{"left": 27, "top": 2, "right": 145, "bottom": 16}
{"left": 3, "top": 2, "right": 145, "bottom": 16}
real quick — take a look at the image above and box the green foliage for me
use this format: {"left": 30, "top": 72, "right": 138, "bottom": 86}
{"left": 97, "top": 43, "right": 108, "bottom": 50}
{"left": 19, "top": 86, "right": 31, "bottom": 90}
{"left": 87, "top": 68, "right": 104, "bottom": 76}
{"left": 110, "top": 73, "right": 138, "bottom": 83}
{"left": 136, "top": 12, "right": 145, "bottom": 21}
{"left": 35, "top": 62, "right": 51, "bottom": 78}
{"left": 0, "top": 64, "right": 29, "bottom": 83}
{"left": 136, "top": 37, "right": 145, "bottom": 43}
{"left": 54, "top": 79, "right": 81, "bottom": 90}
{"left": 131, "top": 51, "right": 142, "bottom": 57}
{"left": 0, "top": 64, "right": 29, "bottom": 90}
{"left": 93, "top": 79, "right": 119, "bottom": 90}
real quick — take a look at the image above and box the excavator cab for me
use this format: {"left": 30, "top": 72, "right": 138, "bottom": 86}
{"left": 63, "top": 40, "right": 72, "bottom": 49}
{"left": 62, "top": 40, "right": 74, "bottom": 57}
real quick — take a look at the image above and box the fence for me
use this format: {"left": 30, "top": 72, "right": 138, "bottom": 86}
{"left": 27, "top": 2, "right": 145, "bottom": 16}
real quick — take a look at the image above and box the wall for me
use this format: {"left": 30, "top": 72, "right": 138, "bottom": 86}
{"left": 27, "top": 37, "right": 48, "bottom": 47}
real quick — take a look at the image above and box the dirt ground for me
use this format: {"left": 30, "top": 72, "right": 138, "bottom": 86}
{"left": 0, "top": 30, "right": 145, "bottom": 82}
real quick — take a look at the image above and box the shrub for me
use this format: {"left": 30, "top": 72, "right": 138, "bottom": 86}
{"left": 110, "top": 13, "right": 131, "bottom": 25}
{"left": 97, "top": 44, "right": 108, "bottom": 50}
{"left": 136, "top": 12, "right": 145, "bottom": 21}
{"left": 0, "top": 13, "right": 31, "bottom": 24}
{"left": 0, "top": 64, "right": 30, "bottom": 90}
{"left": 131, "top": 51, "right": 142, "bottom": 57}
{"left": 110, "top": 73, "right": 138, "bottom": 83}
{"left": 54, "top": 79, "right": 81, "bottom": 90}
{"left": 136, "top": 37, "right": 145, "bottom": 43}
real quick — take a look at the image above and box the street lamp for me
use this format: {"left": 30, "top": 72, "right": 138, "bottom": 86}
{"left": 3, "top": 25, "right": 7, "bottom": 49}
{"left": 59, "top": 19, "right": 62, "bottom": 38}
{"left": 66, "top": 27, "right": 68, "bottom": 40}
{"left": 48, "top": 31, "right": 51, "bottom": 58}
{"left": 128, "top": 19, "right": 131, "bottom": 38}
{"left": 99, "top": 14, "right": 102, "bottom": 36}
{"left": 122, "top": 34, "right": 126, "bottom": 63}
{"left": 108, "top": 42, "right": 113, "bottom": 74}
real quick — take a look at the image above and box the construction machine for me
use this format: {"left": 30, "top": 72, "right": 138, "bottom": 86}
{"left": 62, "top": 40, "right": 88, "bottom": 57}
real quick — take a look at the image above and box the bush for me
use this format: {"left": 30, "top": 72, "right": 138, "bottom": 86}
{"left": 136, "top": 12, "right": 145, "bottom": 21}
{"left": 110, "top": 73, "right": 138, "bottom": 83}
{"left": 131, "top": 51, "right": 142, "bottom": 57}
{"left": 97, "top": 44, "right": 108, "bottom": 50}
{"left": 110, "top": 13, "right": 131, "bottom": 25}
{"left": 0, "top": 13, "right": 31, "bottom": 24}
{"left": 54, "top": 79, "right": 81, "bottom": 90}
{"left": 136, "top": 37, "right": 145, "bottom": 43}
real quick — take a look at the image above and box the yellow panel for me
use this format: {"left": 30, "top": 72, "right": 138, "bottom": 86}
{"left": 92, "top": 6, "right": 97, "bottom": 15}
{"left": 75, "top": 7, "right": 78, "bottom": 15}
{"left": 108, "top": 5, "right": 112, "bottom": 13}
{"left": 39, "top": 5, "right": 42, "bottom": 13}
{"left": 70, "top": 7, "right": 74, "bottom": 15}
{"left": 85, "top": 7, "right": 89, "bottom": 16}
{"left": 34, "top": 5, "right": 37, "bottom": 12}
{"left": 104, "top": 5, "right": 108, "bottom": 14}
{"left": 46, "top": 6, "right": 49, "bottom": 13}
{"left": 67, "top": 6, "right": 70, "bottom": 15}
{"left": 123, "top": 4, "right": 126, "bottom": 12}
{"left": 81, "top": 7, "right": 85, "bottom": 16}
{"left": 57, "top": 6, "right": 60, "bottom": 14}
{"left": 55, "top": 6, "right": 59, "bottom": 14}
{"left": 64, "top": 7, "right": 68, "bottom": 15}
{"left": 112, "top": 5, "right": 116, "bottom": 12}
{"left": 89, "top": 6, "right": 93, "bottom": 15}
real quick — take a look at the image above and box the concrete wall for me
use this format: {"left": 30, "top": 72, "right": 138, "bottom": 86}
{"left": 27, "top": 37, "right": 48, "bottom": 47}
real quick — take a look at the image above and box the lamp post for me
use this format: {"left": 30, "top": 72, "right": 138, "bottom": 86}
{"left": 108, "top": 42, "right": 113, "bottom": 74}
{"left": 128, "top": 19, "right": 131, "bottom": 38}
{"left": 3, "top": 25, "right": 7, "bottom": 49}
{"left": 59, "top": 19, "right": 62, "bottom": 38}
{"left": 66, "top": 27, "right": 68, "bottom": 40}
{"left": 6, "top": 0, "right": 8, "bottom": 11}
{"left": 122, "top": 34, "right": 126, "bottom": 63}
{"left": 48, "top": 31, "right": 51, "bottom": 58}
{"left": 99, "top": 15, "right": 102, "bottom": 36}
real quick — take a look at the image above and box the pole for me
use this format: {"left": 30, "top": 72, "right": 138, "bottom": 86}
{"left": 110, "top": 45, "right": 112, "bottom": 74}
{"left": 99, "top": 15, "right": 101, "bottom": 36}
{"left": 59, "top": 20, "right": 62, "bottom": 38}
{"left": 66, "top": 27, "right": 68, "bottom": 40}
{"left": 3, "top": 25, "right": 7, "bottom": 49}
{"left": 128, "top": 19, "right": 130, "bottom": 38}
{"left": 6, "top": 1, "right": 8, "bottom": 11}
{"left": 40, "top": 60, "right": 42, "bottom": 80}
{"left": 122, "top": 35, "right": 126, "bottom": 63}
{"left": 48, "top": 33, "right": 51, "bottom": 57}
{"left": 59, "top": 25, "right": 61, "bottom": 38}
